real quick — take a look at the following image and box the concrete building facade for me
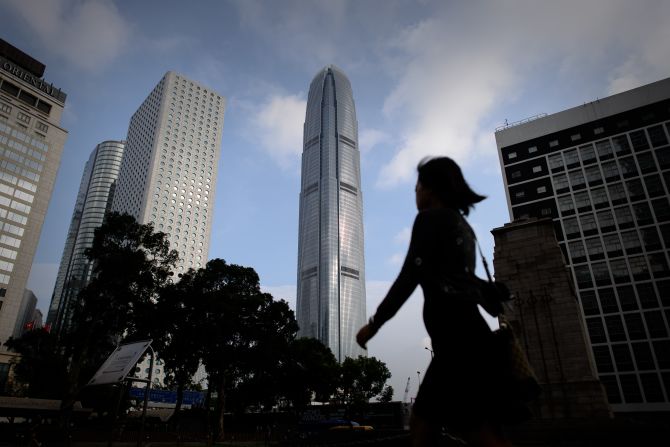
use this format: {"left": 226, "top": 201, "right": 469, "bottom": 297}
{"left": 495, "top": 78, "right": 670, "bottom": 412}
{"left": 111, "top": 72, "right": 225, "bottom": 273}
{"left": 0, "top": 40, "right": 67, "bottom": 371}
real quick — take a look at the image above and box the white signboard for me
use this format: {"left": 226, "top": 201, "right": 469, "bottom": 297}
{"left": 87, "top": 340, "right": 152, "bottom": 386}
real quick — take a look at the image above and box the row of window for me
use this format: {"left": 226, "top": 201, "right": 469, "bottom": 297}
{"left": 507, "top": 122, "right": 668, "bottom": 165}
{"left": 599, "top": 370, "right": 668, "bottom": 405}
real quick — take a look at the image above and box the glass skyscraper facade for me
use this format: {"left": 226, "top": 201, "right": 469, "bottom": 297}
{"left": 296, "top": 65, "right": 366, "bottom": 362}
{"left": 47, "top": 140, "right": 125, "bottom": 335}
{"left": 496, "top": 77, "right": 670, "bottom": 412}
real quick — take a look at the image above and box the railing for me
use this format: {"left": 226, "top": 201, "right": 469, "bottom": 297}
{"left": 495, "top": 113, "right": 548, "bottom": 132}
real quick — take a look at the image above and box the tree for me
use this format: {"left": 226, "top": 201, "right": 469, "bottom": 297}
{"left": 4, "top": 329, "right": 69, "bottom": 398}
{"left": 184, "top": 259, "right": 298, "bottom": 440}
{"left": 62, "top": 212, "right": 178, "bottom": 393}
{"left": 378, "top": 385, "right": 394, "bottom": 403}
{"left": 338, "top": 356, "right": 391, "bottom": 406}
{"left": 281, "top": 337, "right": 339, "bottom": 409}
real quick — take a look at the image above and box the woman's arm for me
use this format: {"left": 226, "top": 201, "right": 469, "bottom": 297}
{"left": 356, "top": 212, "right": 431, "bottom": 348}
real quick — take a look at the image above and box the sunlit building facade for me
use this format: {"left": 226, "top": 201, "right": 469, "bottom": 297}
{"left": 496, "top": 77, "right": 670, "bottom": 412}
{"left": 111, "top": 72, "right": 225, "bottom": 273}
{"left": 0, "top": 40, "right": 68, "bottom": 384}
{"left": 47, "top": 140, "right": 125, "bottom": 335}
{"left": 296, "top": 65, "right": 366, "bottom": 362}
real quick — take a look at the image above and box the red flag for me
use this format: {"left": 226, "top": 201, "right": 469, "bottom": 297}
{"left": 43, "top": 323, "right": 52, "bottom": 333}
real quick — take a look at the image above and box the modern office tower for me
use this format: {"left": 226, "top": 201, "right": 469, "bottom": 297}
{"left": 111, "top": 72, "right": 224, "bottom": 273}
{"left": 47, "top": 140, "right": 125, "bottom": 335}
{"left": 296, "top": 65, "right": 366, "bottom": 362}
{"left": 495, "top": 77, "right": 670, "bottom": 412}
{"left": 0, "top": 40, "right": 68, "bottom": 368}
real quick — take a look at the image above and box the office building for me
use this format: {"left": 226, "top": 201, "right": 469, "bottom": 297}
{"left": 0, "top": 40, "right": 68, "bottom": 372}
{"left": 111, "top": 72, "right": 224, "bottom": 273}
{"left": 495, "top": 77, "right": 670, "bottom": 412}
{"left": 296, "top": 65, "right": 366, "bottom": 362}
{"left": 47, "top": 140, "right": 125, "bottom": 335}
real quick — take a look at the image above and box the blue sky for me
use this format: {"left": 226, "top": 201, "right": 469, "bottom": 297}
{"left": 2, "top": 0, "right": 669, "bottom": 399}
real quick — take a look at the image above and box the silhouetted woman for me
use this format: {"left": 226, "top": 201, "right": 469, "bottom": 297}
{"left": 357, "top": 157, "right": 511, "bottom": 447}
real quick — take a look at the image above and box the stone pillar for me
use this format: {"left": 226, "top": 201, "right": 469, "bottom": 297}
{"left": 492, "top": 218, "right": 611, "bottom": 419}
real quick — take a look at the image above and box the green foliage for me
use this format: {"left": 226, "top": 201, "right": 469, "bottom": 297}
{"left": 62, "top": 212, "right": 179, "bottom": 390}
{"left": 282, "top": 337, "right": 340, "bottom": 408}
{"left": 4, "top": 329, "right": 69, "bottom": 399}
{"left": 338, "top": 355, "right": 391, "bottom": 406}
{"left": 378, "top": 384, "right": 394, "bottom": 403}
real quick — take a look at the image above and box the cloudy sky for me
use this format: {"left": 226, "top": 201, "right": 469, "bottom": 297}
{"left": 3, "top": 0, "right": 669, "bottom": 399}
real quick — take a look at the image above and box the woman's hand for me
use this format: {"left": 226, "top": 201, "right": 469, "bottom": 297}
{"left": 356, "top": 324, "right": 377, "bottom": 349}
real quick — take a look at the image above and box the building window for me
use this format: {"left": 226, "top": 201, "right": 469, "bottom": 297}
{"left": 548, "top": 153, "right": 564, "bottom": 171}
{"left": 632, "top": 342, "right": 655, "bottom": 370}
{"left": 620, "top": 374, "right": 643, "bottom": 403}
{"left": 594, "top": 127, "right": 604, "bottom": 135}
{"left": 614, "top": 206, "right": 634, "bottom": 229}
{"left": 621, "top": 231, "right": 642, "bottom": 254}
{"left": 552, "top": 174, "right": 569, "bottom": 193}
{"left": 641, "top": 227, "right": 662, "bottom": 251}
{"left": 532, "top": 165, "right": 542, "bottom": 173}
{"left": 528, "top": 146, "right": 537, "bottom": 153}
{"left": 633, "top": 202, "right": 654, "bottom": 225}
{"left": 629, "top": 256, "right": 650, "bottom": 281}
{"left": 574, "top": 191, "right": 591, "bottom": 211}
{"left": 610, "top": 259, "right": 630, "bottom": 283}
{"left": 563, "top": 217, "right": 580, "bottom": 238}
{"left": 585, "top": 166, "right": 602, "bottom": 185}
{"left": 649, "top": 253, "right": 670, "bottom": 278}
{"left": 17, "top": 112, "right": 30, "bottom": 124}
{"left": 586, "top": 317, "right": 607, "bottom": 343}
{"left": 549, "top": 139, "right": 559, "bottom": 148}
{"left": 598, "top": 288, "right": 619, "bottom": 313}
{"left": 592, "top": 262, "right": 612, "bottom": 286}
{"left": 618, "top": 157, "right": 639, "bottom": 178}
{"left": 600, "top": 163, "right": 620, "bottom": 184}
{"left": 612, "top": 343, "right": 635, "bottom": 369}
{"left": 596, "top": 210, "right": 615, "bottom": 232}
{"left": 536, "top": 186, "right": 547, "bottom": 194}
{"left": 596, "top": 140, "right": 614, "bottom": 160}
{"left": 647, "top": 124, "right": 668, "bottom": 147}
{"left": 508, "top": 151, "right": 517, "bottom": 160}
{"left": 558, "top": 196, "right": 575, "bottom": 215}
{"left": 618, "top": 286, "right": 638, "bottom": 310}
{"left": 629, "top": 130, "right": 650, "bottom": 151}
{"left": 569, "top": 240, "right": 586, "bottom": 262}
{"left": 592, "top": 346, "right": 614, "bottom": 372}
{"left": 580, "top": 290, "right": 599, "bottom": 315}
{"left": 571, "top": 133, "right": 581, "bottom": 141}
{"left": 574, "top": 265, "right": 593, "bottom": 288}
{"left": 36, "top": 122, "right": 48, "bottom": 133}
{"left": 580, "top": 144, "right": 597, "bottom": 164}
{"left": 564, "top": 149, "right": 579, "bottom": 167}
{"left": 0, "top": 102, "right": 10, "bottom": 114}
{"left": 569, "top": 170, "right": 586, "bottom": 190}
{"left": 640, "top": 373, "right": 665, "bottom": 402}
{"left": 586, "top": 237, "right": 604, "bottom": 260}
{"left": 612, "top": 135, "right": 631, "bottom": 156}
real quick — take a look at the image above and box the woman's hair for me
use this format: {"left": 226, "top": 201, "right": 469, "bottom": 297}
{"left": 417, "top": 156, "right": 486, "bottom": 216}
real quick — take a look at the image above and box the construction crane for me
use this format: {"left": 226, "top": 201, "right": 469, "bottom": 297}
{"left": 402, "top": 376, "right": 411, "bottom": 403}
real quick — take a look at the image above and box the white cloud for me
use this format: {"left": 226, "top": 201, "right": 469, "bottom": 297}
{"left": 393, "top": 226, "right": 411, "bottom": 246}
{"left": 253, "top": 94, "right": 306, "bottom": 169}
{"left": 359, "top": 129, "right": 389, "bottom": 153}
{"left": 377, "top": 0, "right": 670, "bottom": 189}
{"left": 5, "top": 0, "right": 132, "bottom": 72}
{"left": 387, "top": 253, "right": 404, "bottom": 267}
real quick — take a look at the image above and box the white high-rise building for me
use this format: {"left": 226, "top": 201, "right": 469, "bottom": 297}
{"left": 0, "top": 40, "right": 68, "bottom": 379}
{"left": 112, "top": 72, "right": 225, "bottom": 272}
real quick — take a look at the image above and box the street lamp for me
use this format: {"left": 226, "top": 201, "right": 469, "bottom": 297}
{"left": 424, "top": 346, "right": 434, "bottom": 358}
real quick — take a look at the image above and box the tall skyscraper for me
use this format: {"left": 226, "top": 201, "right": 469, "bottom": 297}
{"left": 47, "top": 140, "right": 125, "bottom": 335}
{"left": 296, "top": 65, "right": 366, "bottom": 362}
{"left": 111, "top": 72, "right": 225, "bottom": 273}
{"left": 495, "top": 77, "right": 670, "bottom": 413}
{"left": 0, "top": 40, "right": 68, "bottom": 370}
